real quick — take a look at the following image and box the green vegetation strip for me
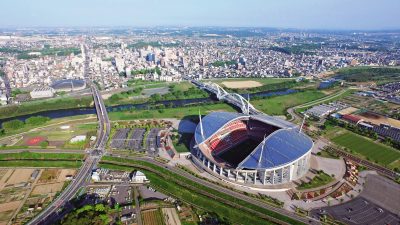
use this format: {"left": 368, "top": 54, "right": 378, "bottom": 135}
{"left": 0, "top": 96, "right": 92, "bottom": 119}
{"left": 335, "top": 66, "right": 400, "bottom": 83}
{"left": 297, "top": 171, "right": 334, "bottom": 190}
{"left": 251, "top": 90, "right": 326, "bottom": 115}
{"left": 0, "top": 160, "right": 82, "bottom": 168}
{"left": 108, "top": 102, "right": 235, "bottom": 120}
{"left": 332, "top": 131, "right": 400, "bottom": 167}
{"left": 0, "top": 152, "right": 84, "bottom": 161}
{"left": 100, "top": 157, "right": 305, "bottom": 225}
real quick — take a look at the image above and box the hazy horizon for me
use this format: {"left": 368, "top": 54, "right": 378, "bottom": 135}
{"left": 1, "top": 0, "right": 400, "bottom": 30}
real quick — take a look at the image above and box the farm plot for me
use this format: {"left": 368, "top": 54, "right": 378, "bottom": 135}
{"left": 0, "top": 210, "right": 14, "bottom": 225}
{"left": 0, "top": 201, "right": 21, "bottom": 213}
{"left": 37, "top": 169, "right": 60, "bottom": 184}
{"left": 142, "top": 209, "right": 165, "bottom": 225}
{"left": 31, "top": 183, "right": 64, "bottom": 196}
{"left": 0, "top": 187, "right": 27, "bottom": 204}
{"left": 162, "top": 208, "right": 181, "bottom": 225}
{"left": 5, "top": 169, "right": 34, "bottom": 186}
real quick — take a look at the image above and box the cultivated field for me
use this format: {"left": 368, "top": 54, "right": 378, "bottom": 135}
{"left": 162, "top": 208, "right": 181, "bottom": 225}
{"left": 6, "top": 169, "right": 34, "bottom": 186}
{"left": 141, "top": 209, "right": 165, "bottom": 225}
{"left": 221, "top": 80, "right": 262, "bottom": 89}
{"left": 0, "top": 168, "right": 75, "bottom": 225}
{"left": 37, "top": 169, "right": 59, "bottom": 184}
{"left": 0, "top": 201, "right": 21, "bottom": 213}
{"left": 0, "top": 210, "right": 14, "bottom": 225}
{"left": 31, "top": 183, "right": 64, "bottom": 195}
{"left": 331, "top": 131, "right": 400, "bottom": 168}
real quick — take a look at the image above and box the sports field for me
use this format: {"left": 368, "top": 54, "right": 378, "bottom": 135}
{"left": 221, "top": 80, "right": 262, "bottom": 89}
{"left": 213, "top": 78, "right": 294, "bottom": 86}
{"left": 331, "top": 131, "right": 400, "bottom": 168}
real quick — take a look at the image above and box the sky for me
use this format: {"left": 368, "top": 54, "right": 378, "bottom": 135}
{"left": 0, "top": 0, "right": 399, "bottom": 30}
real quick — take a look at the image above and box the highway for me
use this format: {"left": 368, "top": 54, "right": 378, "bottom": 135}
{"left": 27, "top": 44, "right": 111, "bottom": 225}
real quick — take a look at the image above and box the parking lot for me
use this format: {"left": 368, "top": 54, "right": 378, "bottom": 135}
{"left": 311, "top": 197, "right": 400, "bottom": 225}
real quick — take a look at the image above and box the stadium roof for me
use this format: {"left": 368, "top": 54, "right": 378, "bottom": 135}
{"left": 251, "top": 114, "right": 296, "bottom": 129}
{"left": 195, "top": 112, "right": 248, "bottom": 144}
{"left": 51, "top": 79, "right": 86, "bottom": 90}
{"left": 237, "top": 129, "right": 313, "bottom": 169}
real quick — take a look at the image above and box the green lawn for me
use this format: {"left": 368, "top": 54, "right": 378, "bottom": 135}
{"left": 172, "top": 133, "right": 193, "bottom": 153}
{"left": 0, "top": 96, "right": 92, "bottom": 119}
{"left": 0, "top": 160, "right": 82, "bottom": 168}
{"left": 332, "top": 131, "right": 400, "bottom": 167}
{"left": 297, "top": 171, "right": 334, "bottom": 190}
{"left": 0, "top": 152, "right": 84, "bottom": 161}
{"left": 109, "top": 103, "right": 236, "bottom": 120}
{"left": 251, "top": 90, "right": 326, "bottom": 115}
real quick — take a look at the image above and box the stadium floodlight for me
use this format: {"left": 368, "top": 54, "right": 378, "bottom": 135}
{"left": 299, "top": 113, "right": 309, "bottom": 133}
{"left": 258, "top": 134, "right": 267, "bottom": 163}
{"left": 199, "top": 109, "right": 205, "bottom": 140}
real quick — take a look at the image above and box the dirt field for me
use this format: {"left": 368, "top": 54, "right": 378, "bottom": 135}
{"left": 162, "top": 208, "right": 181, "bottom": 225}
{"left": 57, "top": 169, "right": 76, "bottom": 182}
{"left": 6, "top": 169, "right": 34, "bottom": 186}
{"left": 38, "top": 169, "right": 59, "bottom": 184}
{"left": 0, "top": 210, "right": 14, "bottom": 225}
{"left": 0, "top": 170, "right": 13, "bottom": 190}
{"left": 221, "top": 80, "right": 262, "bottom": 89}
{"left": 31, "top": 182, "right": 64, "bottom": 195}
{"left": 356, "top": 111, "right": 400, "bottom": 128}
{"left": 0, "top": 201, "right": 21, "bottom": 213}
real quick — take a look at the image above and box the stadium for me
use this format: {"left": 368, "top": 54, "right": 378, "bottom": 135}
{"left": 51, "top": 79, "right": 86, "bottom": 92}
{"left": 192, "top": 112, "right": 313, "bottom": 186}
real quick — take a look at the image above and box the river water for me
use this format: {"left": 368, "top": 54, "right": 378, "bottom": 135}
{"left": 0, "top": 89, "right": 297, "bottom": 127}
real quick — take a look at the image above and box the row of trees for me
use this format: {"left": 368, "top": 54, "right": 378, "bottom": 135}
{"left": 323, "top": 117, "right": 400, "bottom": 149}
{"left": 1, "top": 116, "right": 50, "bottom": 133}
{"left": 149, "top": 86, "right": 208, "bottom": 102}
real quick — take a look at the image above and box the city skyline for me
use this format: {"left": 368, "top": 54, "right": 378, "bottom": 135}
{"left": 1, "top": 0, "right": 400, "bottom": 30}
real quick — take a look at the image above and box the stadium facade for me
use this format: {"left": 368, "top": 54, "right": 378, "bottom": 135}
{"left": 191, "top": 112, "right": 313, "bottom": 186}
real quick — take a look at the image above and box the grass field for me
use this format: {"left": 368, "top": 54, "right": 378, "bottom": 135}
{"left": 108, "top": 103, "right": 236, "bottom": 120}
{"left": 0, "top": 152, "right": 84, "bottom": 161}
{"left": 297, "top": 171, "right": 334, "bottom": 190}
{"left": 332, "top": 131, "right": 400, "bottom": 168}
{"left": 0, "top": 160, "right": 82, "bottom": 168}
{"left": 0, "top": 114, "right": 97, "bottom": 140}
{"left": 251, "top": 90, "right": 326, "bottom": 115}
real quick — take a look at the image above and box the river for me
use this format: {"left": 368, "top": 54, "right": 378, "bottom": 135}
{"left": 0, "top": 89, "right": 297, "bottom": 126}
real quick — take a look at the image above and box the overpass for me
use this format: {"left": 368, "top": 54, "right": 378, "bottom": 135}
{"left": 190, "top": 79, "right": 260, "bottom": 115}
{"left": 27, "top": 44, "right": 111, "bottom": 225}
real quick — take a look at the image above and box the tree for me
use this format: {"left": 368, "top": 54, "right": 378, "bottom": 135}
{"left": 25, "top": 116, "right": 50, "bottom": 126}
{"left": 40, "top": 141, "right": 49, "bottom": 149}
{"left": 2, "top": 119, "right": 24, "bottom": 131}
{"left": 95, "top": 204, "right": 105, "bottom": 212}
